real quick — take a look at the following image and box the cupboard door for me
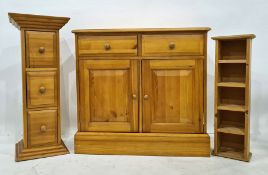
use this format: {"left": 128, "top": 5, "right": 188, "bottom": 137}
{"left": 79, "top": 60, "right": 138, "bottom": 132}
{"left": 142, "top": 59, "right": 203, "bottom": 133}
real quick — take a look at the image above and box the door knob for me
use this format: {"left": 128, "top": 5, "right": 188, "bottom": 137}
{"left": 143, "top": 94, "right": 149, "bottom": 100}
{"left": 132, "top": 94, "right": 137, "bottom": 99}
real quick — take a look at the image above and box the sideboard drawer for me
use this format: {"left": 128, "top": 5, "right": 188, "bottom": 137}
{"left": 142, "top": 34, "right": 204, "bottom": 56}
{"left": 26, "top": 31, "right": 57, "bottom": 67}
{"left": 78, "top": 35, "right": 137, "bottom": 56}
{"left": 27, "top": 71, "right": 58, "bottom": 108}
{"left": 28, "top": 109, "right": 58, "bottom": 147}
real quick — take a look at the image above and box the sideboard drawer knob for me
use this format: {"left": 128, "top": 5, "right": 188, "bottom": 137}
{"left": 40, "top": 125, "right": 47, "bottom": 132}
{"left": 39, "top": 47, "right": 45, "bottom": 53}
{"left": 104, "top": 43, "right": 111, "bottom": 50}
{"left": 39, "top": 86, "right": 46, "bottom": 94}
{"left": 169, "top": 42, "right": 176, "bottom": 50}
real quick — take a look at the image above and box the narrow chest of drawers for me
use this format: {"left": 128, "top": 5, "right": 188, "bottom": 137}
{"left": 9, "top": 13, "right": 70, "bottom": 161}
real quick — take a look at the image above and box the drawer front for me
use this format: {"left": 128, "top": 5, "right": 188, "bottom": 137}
{"left": 26, "top": 31, "right": 57, "bottom": 67}
{"left": 142, "top": 34, "right": 204, "bottom": 56}
{"left": 78, "top": 35, "right": 137, "bottom": 56}
{"left": 27, "top": 71, "right": 58, "bottom": 108}
{"left": 28, "top": 109, "right": 58, "bottom": 147}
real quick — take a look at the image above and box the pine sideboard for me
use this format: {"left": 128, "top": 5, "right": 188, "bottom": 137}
{"left": 73, "top": 28, "right": 211, "bottom": 156}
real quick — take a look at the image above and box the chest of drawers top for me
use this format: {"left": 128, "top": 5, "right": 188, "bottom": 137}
{"left": 73, "top": 28, "right": 211, "bottom": 58}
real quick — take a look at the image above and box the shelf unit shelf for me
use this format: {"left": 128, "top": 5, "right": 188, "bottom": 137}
{"left": 218, "top": 60, "right": 247, "bottom": 64}
{"left": 217, "top": 82, "right": 246, "bottom": 88}
{"left": 217, "top": 125, "right": 245, "bottom": 135}
{"left": 212, "top": 34, "right": 255, "bottom": 162}
{"left": 218, "top": 146, "right": 245, "bottom": 160}
{"left": 217, "top": 104, "right": 246, "bottom": 112}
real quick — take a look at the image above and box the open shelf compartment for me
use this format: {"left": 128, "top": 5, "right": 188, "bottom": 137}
{"left": 217, "top": 133, "right": 245, "bottom": 160}
{"left": 219, "top": 40, "right": 247, "bottom": 61}
{"left": 218, "top": 87, "right": 245, "bottom": 111}
{"left": 218, "top": 63, "right": 246, "bottom": 85}
{"left": 217, "top": 111, "right": 245, "bottom": 135}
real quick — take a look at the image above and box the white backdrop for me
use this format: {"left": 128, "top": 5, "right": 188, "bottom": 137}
{"left": 0, "top": 0, "right": 268, "bottom": 146}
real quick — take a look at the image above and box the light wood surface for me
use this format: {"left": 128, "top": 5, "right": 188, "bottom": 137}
{"left": 16, "top": 140, "right": 69, "bottom": 161}
{"left": 28, "top": 109, "right": 58, "bottom": 147}
{"left": 8, "top": 13, "right": 70, "bottom": 30}
{"left": 9, "top": 13, "right": 70, "bottom": 161}
{"left": 74, "top": 28, "right": 210, "bottom": 156}
{"left": 78, "top": 35, "right": 137, "bottom": 56}
{"left": 213, "top": 34, "right": 255, "bottom": 161}
{"left": 72, "top": 27, "right": 211, "bottom": 33}
{"left": 75, "top": 132, "right": 210, "bottom": 157}
{"left": 79, "top": 60, "right": 138, "bottom": 132}
{"left": 142, "top": 59, "right": 202, "bottom": 133}
{"left": 211, "top": 34, "right": 256, "bottom": 40}
{"left": 26, "top": 31, "right": 57, "bottom": 67}
{"left": 26, "top": 71, "right": 58, "bottom": 108}
{"left": 142, "top": 34, "right": 204, "bottom": 56}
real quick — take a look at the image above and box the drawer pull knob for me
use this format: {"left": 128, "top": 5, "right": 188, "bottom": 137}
{"left": 40, "top": 125, "right": 47, "bottom": 132}
{"left": 39, "top": 86, "right": 46, "bottom": 94}
{"left": 104, "top": 43, "right": 111, "bottom": 50}
{"left": 169, "top": 42, "right": 176, "bottom": 50}
{"left": 39, "top": 47, "right": 45, "bottom": 54}
{"left": 132, "top": 94, "right": 137, "bottom": 99}
{"left": 144, "top": 94, "right": 149, "bottom": 100}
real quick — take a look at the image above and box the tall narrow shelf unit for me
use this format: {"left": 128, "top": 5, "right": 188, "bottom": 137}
{"left": 212, "top": 34, "right": 255, "bottom": 161}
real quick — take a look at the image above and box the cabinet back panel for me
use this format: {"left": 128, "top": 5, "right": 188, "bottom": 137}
{"left": 220, "top": 133, "right": 244, "bottom": 150}
{"left": 220, "top": 40, "right": 246, "bottom": 60}
{"left": 219, "top": 64, "right": 246, "bottom": 83}
{"left": 219, "top": 87, "right": 245, "bottom": 105}
{"left": 218, "top": 111, "right": 245, "bottom": 128}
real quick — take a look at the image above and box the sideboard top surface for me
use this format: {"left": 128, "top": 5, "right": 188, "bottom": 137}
{"left": 72, "top": 27, "right": 211, "bottom": 34}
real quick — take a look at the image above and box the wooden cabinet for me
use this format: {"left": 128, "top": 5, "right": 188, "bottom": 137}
{"left": 9, "top": 13, "right": 70, "bottom": 161}
{"left": 212, "top": 34, "right": 255, "bottom": 161}
{"left": 73, "top": 28, "right": 211, "bottom": 157}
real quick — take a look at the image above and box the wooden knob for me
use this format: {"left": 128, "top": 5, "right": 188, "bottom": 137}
{"left": 132, "top": 94, "right": 137, "bottom": 99}
{"left": 104, "top": 43, "right": 111, "bottom": 50}
{"left": 169, "top": 42, "right": 175, "bottom": 50}
{"left": 133, "top": 44, "right": 137, "bottom": 49}
{"left": 144, "top": 94, "right": 149, "bottom": 100}
{"left": 39, "top": 86, "right": 46, "bottom": 94}
{"left": 40, "top": 125, "right": 47, "bottom": 132}
{"left": 39, "top": 47, "right": 45, "bottom": 53}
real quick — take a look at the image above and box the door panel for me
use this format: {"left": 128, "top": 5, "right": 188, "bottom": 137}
{"left": 142, "top": 59, "right": 203, "bottom": 133}
{"left": 79, "top": 60, "right": 138, "bottom": 132}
